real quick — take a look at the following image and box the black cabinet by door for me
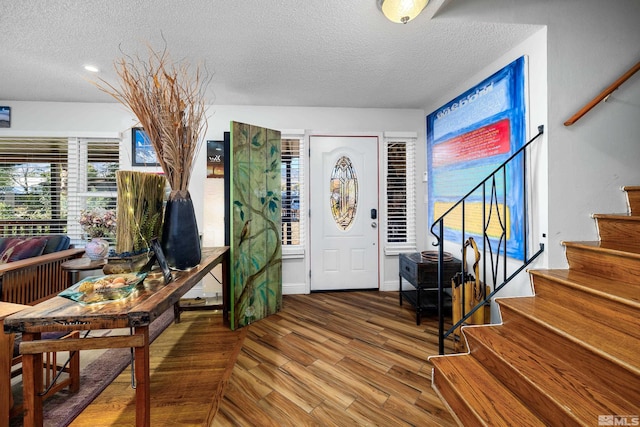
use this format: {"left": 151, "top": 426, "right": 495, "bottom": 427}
{"left": 399, "top": 252, "right": 462, "bottom": 325}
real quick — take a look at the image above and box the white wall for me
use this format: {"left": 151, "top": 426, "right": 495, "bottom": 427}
{"left": 199, "top": 106, "right": 427, "bottom": 295}
{"left": 421, "top": 0, "right": 640, "bottom": 320}
{"left": 422, "top": 27, "right": 548, "bottom": 320}
{"left": 543, "top": 1, "right": 640, "bottom": 267}
{"left": 6, "top": 0, "right": 637, "bottom": 299}
{"left": 0, "top": 101, "right": 426, "bottom": 295}
{"left": 434, "top": 0, "right": 640, "bottom": 270}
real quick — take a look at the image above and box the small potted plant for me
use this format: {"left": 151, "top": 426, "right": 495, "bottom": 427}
{"left": 79, "top": 208, "right": 116, "bottom": 260}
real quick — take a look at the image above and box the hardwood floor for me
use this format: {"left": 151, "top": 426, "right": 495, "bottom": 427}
{"left": 69, "top": 310, "right": 246, "bottom": 426}
{"left": 213, "top": 291, "right": 457, "bottom": 426}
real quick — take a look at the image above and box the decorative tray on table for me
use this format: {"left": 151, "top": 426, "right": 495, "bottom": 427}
{"left": 59, "top": 272, "right": 147, "bottom": 305}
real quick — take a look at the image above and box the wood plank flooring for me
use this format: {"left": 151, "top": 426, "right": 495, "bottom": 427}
{"left": 68, "top": 291, "right": 456, "bottom": 426}
{"left": 70, "top": 311, "right": 246, "bottom": 426}
{"left": 213, "top": 291, "right": 457, "bottom": 426}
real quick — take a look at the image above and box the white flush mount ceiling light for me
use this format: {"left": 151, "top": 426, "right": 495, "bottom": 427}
{"left": 84, "top": 65, "right": 100, "bottom": 73}
{"left": 377, "top": 0, "right": 429, "bottom": 24}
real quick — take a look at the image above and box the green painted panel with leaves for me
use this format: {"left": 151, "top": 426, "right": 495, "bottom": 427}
{"left": 230, "top": 121, "right": 282, "bottom": 329}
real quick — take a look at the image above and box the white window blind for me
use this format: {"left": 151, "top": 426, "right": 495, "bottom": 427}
{"left": 385, "top": 138, "right": 417, "bottom": 254}
{"left": 0, "top": 137, "right": 120, "bottom": 245}
{"left": 281, "top": 137, "right": 305, "bottom": 251}
{"left": 68, "top": 138, "right": 120, "bottom": 246}
{"left": 0, "top": 138, "right": 70, "bottom": 236}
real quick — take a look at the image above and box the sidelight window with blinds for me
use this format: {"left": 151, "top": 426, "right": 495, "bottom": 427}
{"left": 281, "top": 137, "right": 304, "bottom": 253}
{"left": 0, "top": 137, "right": 120, "bottom": 245}
{"left": 385, "top": 137, "right": 416, "bottom": 254}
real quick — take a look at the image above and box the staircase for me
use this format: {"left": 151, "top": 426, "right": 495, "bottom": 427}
{"left": 430, "top": 186, "right": 640, "bottom": 426}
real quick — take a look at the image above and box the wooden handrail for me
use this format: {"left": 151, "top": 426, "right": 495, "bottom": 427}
{"left": 564, "top": 61, "right": 640, "bottom": 126}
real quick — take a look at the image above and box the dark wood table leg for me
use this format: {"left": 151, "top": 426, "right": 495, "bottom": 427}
{"left": 21, "top": 332, "right": 43, "bottom": 427}
{"left": 173, "top": 303, "right": 181, "bottom": 324}
{"left": 69, "top": 331, "right": 81, "bottom": 393}
{"left": 68, "top": 270, "right": 79, "bottom": 285}
{"left": 416, "top": 287, "right": 421, "bottom": 325}
{"left": 222, "top": 250, "right": 229, "bottom": 324}
{"left": 0, "top": 320, "right": 13, "bottom": 427}
{"left": 134, "top": 326, "right": 150, "bottom": 427}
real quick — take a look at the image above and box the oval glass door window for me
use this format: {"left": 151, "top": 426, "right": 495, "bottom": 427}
{"left": 330, "top": 155, "right": 358, "bottom": 230}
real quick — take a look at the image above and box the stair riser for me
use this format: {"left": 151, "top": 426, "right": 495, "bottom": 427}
{"left": 498, "top": 303, "right": 640, "bottom": 404}
{"left": 432, "top": 367, "right": 487, "bottom": 427}
{"left": 432, "top": 187, "right": 640, "bottom": 426}
{"left": 596, "top": 217, "right": 640, "bottom": 242}
{"left": 531, "top": 275, "right": 640, "bottom": 340}
{"left": 464, "top": 331, "right": 577, "bottom": 426}
{"left": 565, "top": 245, "right": 640, "bottom": 285}
{"left": 625, "top": 188, "right": 640, "bottom": 214}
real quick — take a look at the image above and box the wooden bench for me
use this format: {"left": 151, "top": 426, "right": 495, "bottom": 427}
{"left": 1, "top": 302, "right": 28, "bottom": 426}
{"left": 0, "top": 248, "right": 85, "bottom": 306}
{"left": 2, "top": 301, "right": 81, "bottom": 426}
{"left": 1, "top": 243, "right": 84, "bottom": 426}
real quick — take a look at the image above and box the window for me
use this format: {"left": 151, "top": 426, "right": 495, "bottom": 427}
{"left": 0, "top": 137, "right": 120, "bottom": 245}
{"left": 385, "top": 137, "right": 416, "bottom": 253}
{"left": 281, "top": 137, "right": 304, "bottom": 252}
{"left": 0, "top": 138, "right": 70, "bottom": 235}
{"left": 330, "top": 155, "right": 358, "bottom": 231}
{"left": 68, "top": 138, "right": 120, "bottom": 245}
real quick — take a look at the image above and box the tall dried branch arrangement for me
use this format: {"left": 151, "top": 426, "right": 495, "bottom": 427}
{"left": 96, "top": 44, "right": 209, "bottom": 192}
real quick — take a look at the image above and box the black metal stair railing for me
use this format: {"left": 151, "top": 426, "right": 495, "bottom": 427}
{"left": 430, "top": 125, "right": 546, "bottom": 355}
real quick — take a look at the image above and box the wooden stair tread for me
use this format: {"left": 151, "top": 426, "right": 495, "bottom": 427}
{"left": 563, "top": 240, "right": 640, "bottom": 256}
{"left": 464, "top": 326, "right": 639, "bottom": 421}
{"left": 593, "top": 212, "right": 638, "bottom": 220}
{"left": 497, "top": 297, "right": 640, "bottom": 376}
{"left": 529, "top": 269, "right": 640, "bottom": 340}
{"left": 431, "top": 187, "right": 640, "bottom": 425}
{"left": 430, "top": 355, "right": 546, "bottom": 427}
{"left": 529, "top": 269, "right": 640, "bottom": 309}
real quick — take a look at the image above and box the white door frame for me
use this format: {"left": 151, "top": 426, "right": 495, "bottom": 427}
{"left": 302, "top": 131, "right": 385, "bottom": 294}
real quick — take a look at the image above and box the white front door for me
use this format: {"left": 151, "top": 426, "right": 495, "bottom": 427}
{"left": 309, "top": 135, "right": 379, "bottom": 291}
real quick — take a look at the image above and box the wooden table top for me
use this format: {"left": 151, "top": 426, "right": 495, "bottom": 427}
{"left": 4, "top": 247, "right": 229, "bottom": 334}
{"left": 0, "top": 302, "right": 29, "bottom": 321}
{"left": 61, "top": 256, "right": 106, "bottom": 272}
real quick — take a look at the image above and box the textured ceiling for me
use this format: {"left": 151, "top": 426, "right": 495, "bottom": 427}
{"left": 0, "top": 0, "right": 540, "bottom": 110}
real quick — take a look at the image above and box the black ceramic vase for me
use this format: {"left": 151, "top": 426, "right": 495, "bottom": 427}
{"left": 161, "top": 189, "right": 201, "bottom": 270}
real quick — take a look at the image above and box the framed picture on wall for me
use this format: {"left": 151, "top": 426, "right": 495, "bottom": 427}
{"left": 0, "top": 106, "right": 10, "bottom": 128}
{"left": 206, "top": 140, "right": 225, "bottom": 178}
{"left": 132, "top": 127, "right": 160, "bottom": 166}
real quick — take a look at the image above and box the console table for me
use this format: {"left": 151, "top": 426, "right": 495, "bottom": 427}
{"left": 399, "top": 252, "right": 461, "bottom": 325}
{"left": 3, "top": 246, "right": 229, "bottom": 427}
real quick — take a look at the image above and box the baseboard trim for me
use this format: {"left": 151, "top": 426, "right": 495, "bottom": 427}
{"left": 283, "top": 282, "right": 307, "bottom": 295}
{"left": 380, "top": 279, "right": 399, "bottom": 292}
